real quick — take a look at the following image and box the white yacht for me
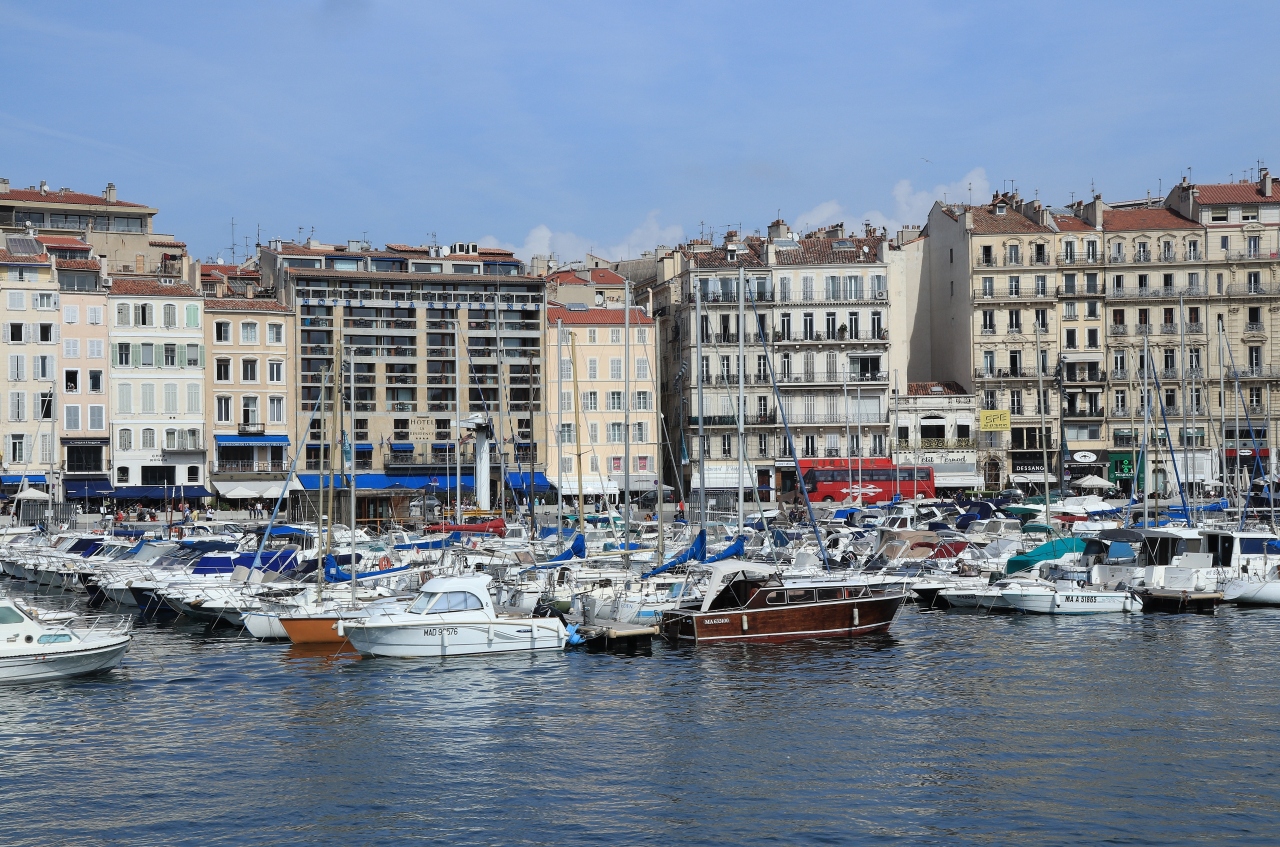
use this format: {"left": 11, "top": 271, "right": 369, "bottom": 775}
{"left": 341, "top": 574, "right": 570, "bottom": 658}
{"left": 0, "top": 597, "right": 132, "bottom": 683}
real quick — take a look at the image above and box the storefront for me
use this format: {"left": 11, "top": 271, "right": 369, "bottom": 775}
{"left": 1109, "top": 454, "right": 1143, "bottom": 496}
{"left": 1064, "top": 449, "right": 1108, "bottom": 488}
{"left": 1009, "top": 453, "right": 1057, "bottom": 490}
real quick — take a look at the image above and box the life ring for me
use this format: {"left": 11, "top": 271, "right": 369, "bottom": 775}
{"left": 378, "top": 555, "right": 392, "bottom": 570}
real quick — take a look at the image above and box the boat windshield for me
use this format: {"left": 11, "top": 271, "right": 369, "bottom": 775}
{"left": 0, "top": 605, "right": 27, "bottom": 625}
{"left": 409, "top": 591, "right": 486, "bottom": 615}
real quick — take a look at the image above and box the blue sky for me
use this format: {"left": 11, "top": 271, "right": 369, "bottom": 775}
{"left": 2, "top": 1, "right": 1278, "bottom": 262}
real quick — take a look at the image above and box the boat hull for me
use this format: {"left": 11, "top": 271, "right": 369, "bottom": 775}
{"left": 243, "top": 612, "right": 289, "bottom": 640}
{"left": 279, "top": 615, "right": 346, "bottom": 645}
{"left": 0, "top": 637, "right": 130, "bottom": 684}
{"left": 346, "top": 618, "right": 567, "bottom": 658}
{"left": 1001, "top": 587, "right": 1140, "bottom": 614}
{"left": 660, "top": 591, "right": 906, "bottom": 644}
{"left": 1223, "top": 578, "right": 1280, "bottom": 606}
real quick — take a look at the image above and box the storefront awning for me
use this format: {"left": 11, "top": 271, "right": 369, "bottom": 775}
{"left": 936, "top": 474, "right": 986, "bottom": 488}
{"left": 553, "top": 477, "right": 619, "bottom": 496}
{"left": 354, "top": 443, "right": 373, "bottom": 452}
{"left": 213, "top": 435, "right": 290, "bottom": 447}
{"left": 113, "top": 485, "right": 213, "bottom": 500}
{"left": 2, "top": 474, "right": 46, "bottom": 484}
{"left": 65, "top": 479, "right": 113, "bottom": 498}
{"left": 1011, "top": 474, "right": 1058, "bottom": 484}
{"left": 211, "top": 479, "right": 304, "bottom": 499}
{"left": 506, "top": 471, "right": 553, "bottom": 493}
{"left": 389, "top": 442, "right": 415, "bottom": 452}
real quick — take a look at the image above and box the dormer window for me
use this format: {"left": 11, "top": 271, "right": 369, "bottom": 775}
{"left": 1242, "top": 206, "right": 1259, "bottom": 222}
{"left": 726, "top": 247, "right": 737, "bottom": 261}
{"left": 1210, "top": 207, "right": 1228, "bottom": 222}
{"left": 995, "top": 203, "right": 1007, "bottom": 215}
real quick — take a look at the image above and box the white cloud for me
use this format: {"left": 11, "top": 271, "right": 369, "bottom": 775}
{"left": 792, "top": 200, "right": 844, "bottom": 233}
{"left": 857, "top": 167, "right": 990, "bottom": 234}
{"left": 480, "top": 211, "right": 683, "bottom": 263}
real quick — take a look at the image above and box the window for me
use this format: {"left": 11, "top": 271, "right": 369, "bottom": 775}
{"left": 1086, "top": 328, "right": 1099, "bottom": 349}
{"left": 163, "top": 304, "right": 177, "bottom": 328}
{"left": 164, "top": 344, "right": 177, "bottom": 367}
{"left": 116, "top": 466, "right": 129, "bottom": 484}
{"left": 187, "top": 344, "right": 200, "bottom": 367}
{"left": 186, "top": 304, "right": 200, "bottom": 328}
{"left": 6, "top": 323, "right": 23, "bottom": 344}
{"left": 32, "top": 355, "right": 51, "bottom": 380}
{"left": 187, "top": 384, "right": 201, "bottom": 413}
{"left": 215, "top": 321, "right": 231, "bottom": 342}
{"left": 241, "top": 322, "right": 258, "bottom": 343}
{"left": 163, "top": 384, "right": 178, "bottom": 414}
{"left": 636, "top": 357, "right": 650, "bottom": 379}
{"left": 139, "top": 343, "right": 154, "bottom": 367}
{"left": 242, "top": 396, "right": 259, "bottom": 424}
{"left": 269, "top": 396, "right": 284, "bottom": 423}
{"left": 6, "top": 292, "right": 23, "bottom": 310}
{"left": 1211, "top": 207, "right": 1228, "bottom": 223}
{"left": 1243, "top": 206, "right": 1259, "bottom": 222}
{"left": 242, "top": 359, "right": 258, "bottom": 381}
{"left": 559, "top": 391, "right": 573, "bottom": 412}
{"left": 216, "top": 358, "right": 231, "bottom": 381}
{"left": 63, "top": 404, "right": 80, "bottom": 430}
{"left": 265, "top": 360, "right": 283, "bottom": 383}
{"left": 1086, "top": 301, "right": 1098, "bottom": 319}
{"left": 7, "top": 355, "right": 23, "bottom": 382}
{"left": 588, "top": 423, "right": 599, "bottom": 444}
{"left": 216, "top": 396, "right": 232, "bottom": 423}
{"left": 118, "top": 428, "right": 133, "bottom": 451}
{"left": 1034, "top": 309, "right": 1048, "bottom": 333}
{"left": 133, "top": 304, "right": 153, "bottom": 327}
{"left": 633, "top": 422, "right": 648, "bottom": 443}
{"left": 86, "top": 369, "right": 102, "bottom": 393}
{"left": 1008, "top": 276, "right": 1021, "bottom": 296}
{"left": 1063, "top": 301, "right": 1077, "bottom": 320}
{"left": 635, "top": 390, "right": 652, "bottom": 410}
{"left": 609, "top": 328, "right": 621, "bottom": 344}
{"left": 558, "top": 423, "right": 575, "bottom": 444}
{"left": 118, "top": 383, "right": 132, "bottom": 414}
{"left": 187, "top": 465, "right": 200, "bottom": 483}
{"left": 267, "top": 323, "right": 283, "bottom": 343}
{"left": 580, "top": 390, "right": 598, "bottom": 411}
{"left": 9, "top": 435, "right": 23, "bottom": 463}
{"left": 87, "top": 339, "right": 103, "bottom": 359}
{"left": 559, "top": 359, "right": 572, "bottom": 380}
{"left": 142, "top": 428, "right": 155, "bottom": 449}
{"left": 607, "top": 422, "right": 625, "bottom": 443}
{"left": 116, "top": 343, "right": 131, "bottom": 366}
{"left": 609, "top": 358, "right": 623, "bottom": 380}
{"left": 801, "top": 276, "right": 814, "bottom": 300}
{"left": 1008, "top": 310, "right": 1022, "bottom": 332}
{"left": 1065, "top": 329, "right": 1078, "bottom": 349}
{"left": 141, "top": 383, "right": 155, "bottom": 413}
{"left": 608, "top": 391, "right": 624, "bottom": 411}
{"left": 585, "top": 329, "right": 597, "bottom": 344}
{"left": 88, "top": 405, "right": 104, "bottom": 430}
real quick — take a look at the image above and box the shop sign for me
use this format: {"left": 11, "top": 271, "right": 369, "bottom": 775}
{"left": 1072, "top": 451, "right": 1097, "bottom": 463}
{"left": 979, "top": 410, "right": 1010, "bottom": 432}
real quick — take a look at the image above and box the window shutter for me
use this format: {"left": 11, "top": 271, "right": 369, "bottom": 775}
{"left": 131, "top": 344, "right": 141, "bottom": 366}
{"left": 25, "top": 322, "right": 34, "bottom": 342}
{"left": 111, "top": 344, "right": 119, "bottom": 366}
{"left": 199, "top": 345, "right": 205, "bottom": 367}
{"left": 17, "top": 393, "right": 26, "bottom": 422}
{"left": 53, "top": 325, "right": 60, "bottom": 342}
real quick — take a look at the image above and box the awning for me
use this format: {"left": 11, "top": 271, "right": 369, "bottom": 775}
{"left": 1011, "top": 474, "right": 1058, "bottom": 484}
{"left": 113, "top": 485, "right": 213, "bottom": 499}
{"left": 294, "top": 473, "right": 475, "bottom": 492}
{"left": 609, "top": 473, "right": 672, "bottom": 492}
{"left": 935, "top": 474, "right": 986, "bottom": 488}
{"left": 389, "top": 442, "right": 415, "bottom": 452}
{"left": 213, "top": 435, "right": 290, "bottom": 447}
{"left": 354, "top": 443, "right": 373, "bottom": 452}
{"left": 2, "top": 474, "right": 47, "bottom": 484}
{"left": 690, "top": 464, "right": 754, "bottom": 490}
{"left": 506, "top": 471, "right": 553, "bottom": 493}
{"left": 65, "top": 478, "right": 113, "bottom": 498}
{"left": 553, "top": 477, "right": 619, "bottom": 496}
{"left": 211, "top": 479, "right": 304, "bottom": 499}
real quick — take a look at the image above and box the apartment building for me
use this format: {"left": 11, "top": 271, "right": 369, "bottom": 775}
{"left": 260, "top": 239, "right": 544, "bottom": 523}
{"left": 204, "top": 286, "right": 295, "bottom": 504}
{"left": 107, "top": 279, "right": 208, "bottom": 500}
{"left": 544, "top": 303, "right": 659, "bottom": 502}
{"left": 0, "top": 178, "right": 196, "bottom": 285}
{"left": 895, "top": 383, "right": 982, "bottom": 492}
{"left": 0, "top": 235, "right": 58, "bottom": 500}
{"left": 46, "top": 235, "right": 113, "bottom": 505}
{"left": 640, "top": 220, "right": 924, "bottom": 500}
{"left": 927, "top": 170, "right": 1280, "bottom": 494}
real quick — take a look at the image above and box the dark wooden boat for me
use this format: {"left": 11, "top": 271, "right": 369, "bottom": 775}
{"left": 659, "top": 562, "right": 907, "bottom": 644}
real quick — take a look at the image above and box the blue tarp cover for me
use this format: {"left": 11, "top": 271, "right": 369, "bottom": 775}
{"left": 545, "top": 534, "right": 586, "bottom": 563}
{"left": 643, "top": 529, "right": 706, "bottom": 578}
{"left": 703, "top": 535, "right": 747, "bottom": 564}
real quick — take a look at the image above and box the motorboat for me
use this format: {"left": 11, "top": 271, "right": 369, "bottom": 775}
{"left": 0, "top": 597, "right": 132, "bottom": 683}
{"left": 341, "top": 573, "right": 571, "bottom": 658}
{"left": 1000, "top": 579, "right": 1143, "bottom": 614}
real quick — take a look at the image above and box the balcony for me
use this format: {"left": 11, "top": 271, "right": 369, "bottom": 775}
{"left": 352, "top": 346, "right": 417, "bottom": 358}
{"left": 974, "top": 288, "right": 1044, "bottom": 301}
{"left": 1132, "top": 251, "right": 1152, "bottom": 264}
{"left": 1064, "top": 371, "right": 1106, "bottom": 384}
{"left": 1226, "top": 250, "right": 1279, "bottom": 262}
{"left": 388, "top": 402, "right": 418, "bottom": 413}
{"left": 1158, "top": 323, "right": 1179, "bottom": 335}
{"left": 1186, "top": 322, "right": 1205, "bottom": 334}
{"left": 1111, "top": 406, "right": 1130, "bottom": 417}
{"left": 1058, "top": 252, "right": 1104, "bottom": 266}
{"left": 1006, "top": 326, "right": 1024, "bottom": 335}
{"left": 1135, "top": 324, "right": 1152, "bottom": 335}
{"left": 974, "top": 367, "right": 1050, "bottom": 380}
{"left": 238, "top": 422, "right": 265, "bottom": 436}
{"left": 1063, "top": 408, "right": 1105, "bottom": 418}
{"left": 1245, "top": 322, "right": 1266, "bottom": 334}
{"left": 687, "top": 415, "right": 739, "bottom": 427}
{"left": 975, "top": 255, "right": 998, "bottom": 268}
{"left": 1108, "top": 286, "right": 1205, "bottom": 300}
{"left": 1160, "top": 368, "right": 1178, "bottom": 380}
{"left": 1109, "top": 324, "right": 1128, "bottom": 336}
{"left": 210, "top": 459, "right": 290, "bottom": 475}
{"left": 1111, "top": 369, "right": 1129, "bottom": 381}
{"left": 384, "top": 451, "right": 435, "bottom": 468}
{"left": 1226, "top": 282, "right": 1276, "bottom": 297}
{"left": 918, "top": 438, "right": 977, "bottom": 450}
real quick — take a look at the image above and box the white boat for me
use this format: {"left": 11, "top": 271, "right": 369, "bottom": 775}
{"left": 0, "top": 598, "right": 132, "bottom": 683}
{"left": 1000, "top": 579, "right": 1142, "bottom": 614}
{"left": 341, "top": 574, "right": 569, "bottom": 658}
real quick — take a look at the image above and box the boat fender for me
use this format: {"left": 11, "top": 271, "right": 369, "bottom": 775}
{"left": 565, "top": 623, "right": 585, "bottom": 647}
{"left": 335, "top": 620, "right": 345, "bottom": 636}
{"left": 378, "top": 555, "right": 392, "bottom": 570}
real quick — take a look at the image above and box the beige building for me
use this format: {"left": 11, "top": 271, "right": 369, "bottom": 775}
{"left": 544, "top": 304, "right": 660, "bottom": 503}
{"left": 925, "top": 169, "right": 1280, "bottom": 494}
{"left": 203, "top": 283, "right": 295, "bottom": 504}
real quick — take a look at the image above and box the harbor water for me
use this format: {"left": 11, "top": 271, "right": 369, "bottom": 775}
{"left": 4, "top": 593, "right": 1280, "bottom": 846}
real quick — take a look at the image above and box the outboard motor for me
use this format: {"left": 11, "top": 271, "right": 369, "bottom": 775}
{"left": 532, "top": 597, "right": 567, "bottom": 626}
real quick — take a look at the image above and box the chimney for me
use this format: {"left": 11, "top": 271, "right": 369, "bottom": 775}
{"left": 39, "top": 180, "right": 48, "bottom": 195}
{"left": 0, "top": 178, "right": 8, "bottom": 194}
{"left": 245, "top": 283, "right": 255, "bottom": 300}
{"left": 1263, "top": 168, "right": 1273, "bottom": 198}
{"left": 103, "top": 183, "right": 117, "bottom": 203}
{"left": 767, "top": 219, "right": 791, "bottom": 240}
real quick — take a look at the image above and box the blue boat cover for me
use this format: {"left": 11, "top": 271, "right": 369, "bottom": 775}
{"left": 545, "top": 533, "right": 586, "bottom": 563}
{"left": 266, "top": 525, "right": 312, "bottom": 537}
{"left": 703, "top": 535, "right": 746, "bottom": 564}
{"left": 642, "top": 529, "right": 706, "bottom": 578}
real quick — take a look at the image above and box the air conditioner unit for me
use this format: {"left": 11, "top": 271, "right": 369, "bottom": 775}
{"left": 874, "top": 290, "right": 887, "bottom": 300}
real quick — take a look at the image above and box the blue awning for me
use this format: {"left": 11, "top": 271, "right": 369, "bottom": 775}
{"left": 2, "top": 474, "right": 47, "bottom": 484}
{"left": 294, "top": 474, "right": 473, "bottom": 492}
{"left": 65, "top": 479, "right": 113, "bottom": 498}
{"left": 213, "top": 435, "right": 290, "bottom": 447}
{"left": 354, "top": 443, "right": 373, "bottom": 452}
{"left": 296, "top": 474, "right": 349, "bottom": 491}
{"left": 506, "top": 472, "right": 553, "bottom": 493}
{"left": 389, "top": 442, "right": 415, "bottom": 452}
{"left": 112, "top": 485, "right": 212, "bottom": 500}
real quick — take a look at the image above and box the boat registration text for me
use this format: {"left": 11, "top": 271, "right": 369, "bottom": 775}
{"left": 423, "top": 628, "right": 460, "bottom": 636}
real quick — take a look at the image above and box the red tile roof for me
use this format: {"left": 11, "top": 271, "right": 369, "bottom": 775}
{"left": 968, "top": 206, "right": 1054, "bottom": 235}
{"left": 0, "top": 187, "right": 147, "bottom": 208}
{"left": 1195, "top": 181, "right": 1280, "bottom": 205}
{"left": 385, "top": 244, "right": 438, "bottom": 254}
{"left": 0, "top": 250, "right": 50, "bottom": 264}
{"left": 200, "top": 263, "right": 260, "bottom": 278}
{"left": 547, "top": 305, "right": 653, "bottom": 326}
{"left": 36, "top": 235, "right": 92, "bottom": 249}
{"left": 282, "top": 267, "right": 538, "bottom": 282}
{"left": 678, "top": 242, "right": 766, "bottom": 269}
{"left": 773, "top": 235, "right": 882, "bottom": 265}
{"left": 149, "top": 239, "right": 187, "bottom": 249}
{"left": 1101, "top": 207, "right": 1198, "bottom": 231}
{"left": 202, "top": 298, "right": 290, "bottom": 312}
{"left": 1053, "top": 215, "right": 1095, "bottom": 232}
{"left": 588, "top": 268, "right": 625, "bottom": 285}
{"left": 907, "top": 381, "right": 968, "bottom": 396}
{"left": 108, "top": 279, "right": 200, "bottom": 297}
{"left": 55, "top": 258, "right": 100, "bottom": 271}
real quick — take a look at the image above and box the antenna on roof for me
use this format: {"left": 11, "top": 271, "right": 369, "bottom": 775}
{"left": 228, "top": 217, "right": 236, "bottom": 263}
{"left": 968, "top": 182, "right": 973, "bottom": 204}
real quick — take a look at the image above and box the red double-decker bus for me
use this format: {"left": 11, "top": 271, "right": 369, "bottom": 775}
{"left": 795, "top": 458, "right": 935, "bottom": 504}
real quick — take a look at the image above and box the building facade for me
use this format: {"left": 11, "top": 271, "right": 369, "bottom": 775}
{"left": 544, "top": 304, "right": 659, "bottom": 503}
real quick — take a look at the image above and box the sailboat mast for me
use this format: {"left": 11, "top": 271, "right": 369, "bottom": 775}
{"left": 737, "top": 267, "right": 745, "bottom": 532}
{"left": 1180, "top": 293, "right": 1191, "bottom": 522}
{"left": 653, "top": 313, "right": 665, "bottom": 565}
{"left": 570, "top": 333, "right": 586, "bottom": 534}
{"left": 349, "top": 333, "right": 357, "bottom": 609}
{"left": 694, "top": 272, "right": 706, "bottom": 524}
{"left": 555, "top": 317, "right": 564, "bottom": 547}
{"left": 624, "top": 279, "right": 632, "bottom": 559}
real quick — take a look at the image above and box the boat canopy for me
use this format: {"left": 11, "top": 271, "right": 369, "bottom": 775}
{"left": 1006, "top": 538, "right": 1087, "bottom": 574}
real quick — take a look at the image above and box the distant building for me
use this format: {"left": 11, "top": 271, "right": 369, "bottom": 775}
{"left": 896, "top": 383, "right": 982, "bottom": 492}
